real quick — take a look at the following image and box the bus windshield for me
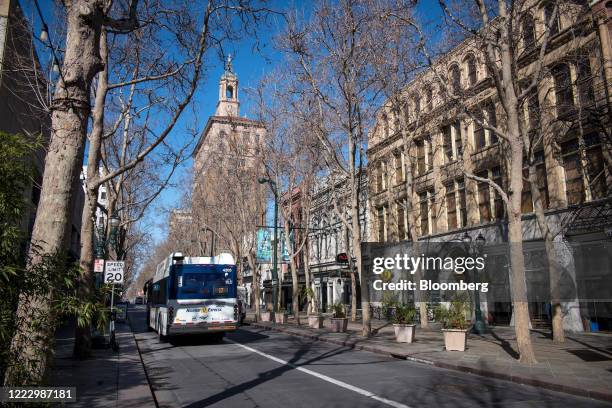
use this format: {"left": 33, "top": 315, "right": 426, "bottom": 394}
{"left": 170, "top": 264, "right": 236, "bottom": 300}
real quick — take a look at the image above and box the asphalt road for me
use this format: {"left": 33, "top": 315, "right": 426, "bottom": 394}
{"left": 129, "top": 307, "right": 611, "bottom": 408}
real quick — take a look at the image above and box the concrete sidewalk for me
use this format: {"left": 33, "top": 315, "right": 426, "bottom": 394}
{"left": 247, "top": 312, "right": 612, "bottom": 403}
{"left": 49, "top": 319, "right": 156, "bottom": 408}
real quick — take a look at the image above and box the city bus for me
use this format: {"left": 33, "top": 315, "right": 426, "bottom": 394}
{"left": 145, "top": 252, "right": 239, "bottom": 342}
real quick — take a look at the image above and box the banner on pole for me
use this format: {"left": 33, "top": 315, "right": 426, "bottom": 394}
{"left": 256, "top": 228, "right": 271, "bottom": 263}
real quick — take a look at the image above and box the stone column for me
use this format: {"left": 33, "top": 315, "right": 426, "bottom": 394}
{"left": 461, "top": 119, "right": 480, "bottom": 225}
{"left": 432, "top": 129, "right": 448, "bottom": 233}
{"left": 539, "top": 75, "right": 568, "bottom": 208}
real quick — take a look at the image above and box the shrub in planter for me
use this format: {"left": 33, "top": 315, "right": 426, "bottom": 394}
{"left": 308, "top": 314, "right": 324, "bottom": 328}
{"left": 261, "top": 307, "right": 275, "bottom": 322}
{"left": 434, "top": 297, "right": 470, "bottom": 351}
{"left": 275, "top": 309, "right": 288, "bottom": 324}
{"left": 392, "top": 304, "right": 417, "bottom": 343}
{"left": 330, "top": 303, "right": 348, "bottom": 333}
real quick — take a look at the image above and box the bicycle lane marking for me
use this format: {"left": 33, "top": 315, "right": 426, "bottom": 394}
{"left": 226, "top": 338, "right": 413, "bottom": 408}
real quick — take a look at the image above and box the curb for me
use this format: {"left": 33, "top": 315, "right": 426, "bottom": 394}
{"left": 250, "top": 321, "right": 612, "bottom": 403}
{"left": 127, "top": 314, "right": 160, "bottom": 408}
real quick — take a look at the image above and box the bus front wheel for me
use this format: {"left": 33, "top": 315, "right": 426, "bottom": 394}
{"left": 157, "top": 317, "right": 167, "bottom": 343}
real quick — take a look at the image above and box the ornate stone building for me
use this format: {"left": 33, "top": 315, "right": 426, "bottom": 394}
{"left": 367, "top": 1, "right": 612, "bottom": 330}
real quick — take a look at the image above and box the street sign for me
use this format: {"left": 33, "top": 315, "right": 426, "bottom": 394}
{"left": 104, "top": 261, "right": 125, "bottom": 284}
{"left": 94, "top": 259, "right": 105, "bottom": 273}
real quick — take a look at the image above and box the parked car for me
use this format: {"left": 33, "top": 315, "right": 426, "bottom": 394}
{"left": 134, "top": 296, "right": 144, "bottom": 305}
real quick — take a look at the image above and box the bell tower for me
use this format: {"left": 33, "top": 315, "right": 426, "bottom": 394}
{"left": 215, "top": 54, "right": 239, "bottom": 117}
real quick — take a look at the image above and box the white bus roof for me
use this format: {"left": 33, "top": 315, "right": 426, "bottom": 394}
{"left": 153, "top": 252, "right": 235, "bottom": 282}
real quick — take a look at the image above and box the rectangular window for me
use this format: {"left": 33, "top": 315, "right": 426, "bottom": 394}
{"left": 477, "top": 170, "right": 491, "bottom": 222}
{"left": 377, "top": 207, "right": 386, "bottom": 242}
{"left": 443, "top": 125, "right": 453, "bottom": 164}
{"left": 416, "top": 139, "right": 426, "bottom": 175}
{"left": 394, "top": 152, "right": 404, "bottom": 184}
{"left": 562, "top": 139, "right": 583, "bottom": 205}
{"left": 486, "top": 102, "right": 498, "bottom": 145}
{"left": 425, "top": 137, "right": 433, "bottom": 172}
{"left": 419, "top": 192, "right": 429, "bottom": 236}
{"left": 521, "top": 168, "right": 534, "bottom": 213}
{"left": 377, "top": 161, "right": 386, "bottom": 192}
{"left": 397, "top": 203, "right": 406, "bottom": 240}
{"left": 458, "top": 179, "right": 467, "bottom": 227}
{"left": 492, "top": 167, "right": 504, "bottom": 219}
{"left": 577, "top": 55, "right": 595, "bottom": 108}
{"left": 474, "top": 110, "right": 486, "bottom": 150}
{"left": 446, "top": 183, "right": 457, "bottom": 230}
{"left": 553, "top": 64, "right": 574, "bottom": 118}
{"left": 454, "top": 121, "right": 463, "bottom": 158}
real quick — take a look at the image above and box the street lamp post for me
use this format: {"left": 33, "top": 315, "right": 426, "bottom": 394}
{"left": 258, "top": 177, "right": 279, "bottom": 313}
{"left": 108, "top": 213, "right": 121, "bottom": 351}
{"left": 463, "top": 232, "right": 487, "bottom": 334}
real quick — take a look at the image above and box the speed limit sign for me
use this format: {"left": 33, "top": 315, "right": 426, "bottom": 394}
{"left": 104, "top": 261, "right": 125, "bottom": 284}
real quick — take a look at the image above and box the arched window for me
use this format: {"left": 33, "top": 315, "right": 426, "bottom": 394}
{"left": 544, "top": 2, "right": 560, "bottom": 36}
{"left": 450, "top": 64, "right": 461, "bottom": 94}
{"left": 465, "top": 54, "right": 477, "bottom": 86}
{"left": 552, "top": 63, "right": 574, "bottom": 117}
{"left": 226, "top": 84, "right": 234, "bottom": 99}
{"left": 522, "top": 14, "right": 536, "bottom": 50}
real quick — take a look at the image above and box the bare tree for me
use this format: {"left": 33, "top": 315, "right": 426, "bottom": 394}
{"left": 7, "top": 0, "right": 270, "bottom": 384}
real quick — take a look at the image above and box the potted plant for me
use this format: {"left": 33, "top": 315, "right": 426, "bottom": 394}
{"left": 261, "top": 306, "right": 275, "bottom": 323}
{"left": 308, "top": 313, "right": 324, "bottom": 328}
{"left": 434, "top": 297, "right": 470, "bottom": 351}
{"left": 392, "top": 304, "right": 417, "bottom": 343}
{"left": 275, "top": 308, "right": 288, "bottom": 324}
{"left": 330, "top": 303, "right": 348, "bottom": 333}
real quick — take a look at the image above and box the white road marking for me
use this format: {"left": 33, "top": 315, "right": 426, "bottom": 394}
{"left": 227, "top": 339, "right": 413, "bottom": 408}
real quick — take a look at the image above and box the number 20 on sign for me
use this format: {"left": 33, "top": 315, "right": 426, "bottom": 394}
{"left": 104, "top": 261, "right": 125, "bottom": 284}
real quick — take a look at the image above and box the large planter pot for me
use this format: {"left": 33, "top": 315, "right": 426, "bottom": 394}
{"left": 261, "top": 312, "right": 275, "bottom": 322}
{"left": 442, "top": 329, "right": 468, "bottom": 351}
{"left": 308, "top": 315, "right": 324, "bottom": 328}
{"left": 393, "top": 324, "right": 416, "bottom": 343}
{"left": 330, "top": 317, "right": 348, "bottom": 333}
{"left": 275, "top": 313, "right": 288, "bottom": 324}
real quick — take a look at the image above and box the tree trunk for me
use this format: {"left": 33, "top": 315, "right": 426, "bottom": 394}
{"left": 508, "top": 144, "right": 537, "bottom": 364}
{"left": 303, "top": 232, "right": 313, "bottom": 316}
{"left": 401, "top": 128, "right": 428, "bottom": 328}
{"left": 284, "top": 220, "right": 300, "bottom": 325}
{"left": 74, "top": 29, "right": 109, "bottom": 359}
{"left": 4, "top": 2, "right": 104, "bottom": 384}
{"left": 248, "top": 252, "right": 261, "bottom": 322}
{"left": 528, "top": 163, "right": 564, "bottom": 343}
{"left": 350, "top": 186, "right": 370, "bottom": 336}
